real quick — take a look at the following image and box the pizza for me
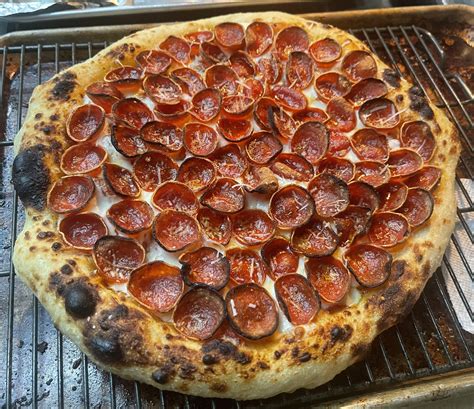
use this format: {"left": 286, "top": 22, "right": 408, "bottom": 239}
{"left": 11, "top": 12, "right": 460, "bottom": 400}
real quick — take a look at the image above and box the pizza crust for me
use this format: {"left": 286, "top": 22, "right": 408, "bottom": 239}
{"left": 12, "top": 12, "right": 460, "bottom": 399}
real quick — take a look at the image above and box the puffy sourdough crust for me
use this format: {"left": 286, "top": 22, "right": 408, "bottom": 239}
{"left": 12, "top": 12, "right": 460, "bottom": 400}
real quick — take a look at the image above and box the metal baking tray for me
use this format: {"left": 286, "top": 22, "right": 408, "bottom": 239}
{"left": 0, "top": 5, "right": 473, "bottom": 408}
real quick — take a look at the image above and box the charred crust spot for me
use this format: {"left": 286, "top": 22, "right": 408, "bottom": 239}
{"left": 274, "top": 350, "right": 282, "bottom": 359}
{"left": 12, "top": 145, "right": 50, "bottom": 211}
{"left": 396, "top": 94, "right": 404, "bottom": 103}
{"left": 37, "top": 231, "right": 55, "bottom": 240}
{"left": 422, "top": 261, "right": 431, "bottom": 277}
{"left": 257, "top": 361, "right": 270, "bottom": 369}
{"left": 86, "top": 331, "right": 123, "bottom": 364}
{"left": 25, "top": 231, "right": 30, "bottom": 240}
{"left": 60, "top": 264, "right": 73, "bottom": 275}
{"left": 202, "top": 339, "right": 251, "bottom": 364}
{"left": 235, "top": 352, "right": 251, "bottom": 365}
{"left": 210, "top": 383, "right": 228, "bottom": 393}
{"left": 98, "top": 304, "right": 129, "bottom": 331}
{"left": 42, "top": 220, "right": 50, "bottom": 226}
{"left": 299, "top": 352, "right": 311, "bottom": 363}
{"left": 330, "top": 325, "right": 353, "bottom": 345}
{"left": 438, "top": 153, "right": 446, "bottom": 161}
{"left": 383, "top": 69, "right": 401, "bottom": 88}
{"left": 35, "top": 113, "right": 42, "bottom": 120}
{"left": 106, "top": 43, "right": 137, "bottom": 61}
{"left": 29, "top": 246, "right": 36, "bottom": 252}
{"left": 391, "top": 260, "right": 406, "bottom": 280}
{"left": 152, "top": 368, "right": 171, "bottom": 384}
{"left": 408, "top": 86, "right": 434, "bottom": 120}
{"left": 64, "top": 281, "right": 97, "bottom": 318}
{"left": 67, "top": 259, "right": 76, "bottom": 266}
{"left": 291, "top": 347, "right": 300, "bottom": 358}
{"left": 202, "top": 354, "right": 218, "bottom": 365}
{"left": 178, "top": 362, "right": 197, "bottom": 380}
{"left": 52, "top": 241, "right": 62, "bottom": 251}
{"left": 351, "top": 342, "right": 370, "bottom": 359}
{"left": 50, "top": 72, "right": 77, "bottom": 101}
{"left": 49, "top": 114, "right": 59, "bottom": 121}
{"left": 49, "top": 272, "right": 67, "bottom": 295}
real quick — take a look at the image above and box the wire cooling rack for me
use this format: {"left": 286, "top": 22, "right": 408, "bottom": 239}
{"left": 0, "top": 23, "right": 473, "bottom": 408}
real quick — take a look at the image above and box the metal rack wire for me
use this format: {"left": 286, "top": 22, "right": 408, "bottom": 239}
{"left": 0, "top": 24, "right": 472, "bottom": 408}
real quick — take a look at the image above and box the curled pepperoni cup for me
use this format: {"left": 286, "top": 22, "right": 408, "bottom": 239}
{"left": 111, "top": 125, "right": 147, "bottom": 158}
{"left": 60, "top": 143, "right": 107, "bottom": 175}
{"left": 286, "top": 51, "right": 314, "bottom": 89}
{"left": 177, "top": 157, "right": 216, "bottom": 192}
{"left": 48, "top": 175, "right": 95, "bottom": 214}
{"left": 328, "top": 130, "right": 351, "bottom": 157}
{"left": 107, "top": 200, "right": 154, "bottom": 234}
{"left": 245, "top": 132, "right": 283, "bottom": 165}
{"left": 269, "top": 185, "right": 314, "bottom": 229}
{"left": 128, "top": 261, "right": 184, "bottom": 313}
{"left": 262, "top": 237, "right": 299, "bottom": 279}
{"left": 201, "top": 41, "right": 228, "bottom": 64}
{"left": 112, "top": 98, "right": 154, "bottom": 130}
{"left": 59, "top": 213, "right": 107, "bottom": 250}
{"left": 85, "top": 82, "right": 123, "bottom": 113}
{"left": 179, "top": 247, "right": 230, "bottom": 290}
{"left": 355, "top": 161, "right": 391, "bottom": 188}
{"left": 197, "top": 207, "right": 232, "bottom": 245}
{"left": 346, "top": 78, "right": 388, "bottom": 105}
{"left": 293, "top": 107, "right": 329, "bottom": 124}
{"left": 257, "top": 54, "right": 282, "bottom": 85}
{"left": 242, "top": 78, "right": 264, "bottom": 100}
{"left": 306, "top": 256, "right": 351, "bottom": 304}
{"left": 232, "top": 209, "right": 276, "bottom": 246}
{"left": 173, "top": 287, "right": 226, "bottom": 341}
{"left": 378, "top": 182, "right": 409, "bottom": 212}
{"left": 222, "top": 95, "right": 254, "bottom": 117}
{"left": 191, "top": 88, "right": 221, "bottom": 122}
{"left": 93, "top": 235, "right": 145, "bottom": 284}
{"left": 154, "top": 100, "right": 190, "bottom": 120}
{"left": 143, "top": 75, "right": 182, "bottom": 105}
{"left": 140, "top": 121, "right": 183, "bottom": 152}
{"left": 152, "top": 181, "right": 198, "bottom": 214}
{"left": 186, "top": 30, "right": 214, "bottom": 43}
{"left": 215, "top": 22, "right": 245, "bottom": 50}
{"left": 327, "top": 97, "right": 356, "bottom": 132}
{"left": 217, "top": 117, "right": 252, "bottom": 142}
{"left": 229, "top": 51, "right": 255, "bottom": 79}
{"left": 348, "top": 181, "right": 380, "bottom": 212}
{"left": 271, "top": 86, "right": 307, "bottom": 111}
{"left": 334, "top": 205, "right": 372, "bottom": 246}
{"left": 388, "top": 149, "right": 423, "bottom": 178}
{"left": 254, "top": 97, "right": 278, "bottom": 130}
{"left": 211, "top": 144, "right": 247, "bottom": 178}
{"left": 275, "top": 274, "right": 319, "bottom": 325}
{"left": 400, "top": 121, "right": 436, "bottom": 161}
{"left": 66, "top": 104, "right": 105, "bottom": 142}
{"left": 344, "top": 244, "right": 392, "bottom": 288}
{"left": 341, "top": 50, "right": 377, "bottom": 82}
{"left": 133, "top": 151, "right": 178, "bottom": 192}
{"left": 227, "top": 248, "right": 268, "bottom": 285}
{"left": 153, "top": 210, "right": 201, "bottom": 252}
{"left": 314, "top": 72, "right": 352, "bottom": 101}
{"left": 318, "top": 157, "right": 355, "bottom": 183}
{"left": 183, "top": 123, "right": 218, "bottom": 157}
{"left": 275, "top": 26, "right": 309, "bottom": 59}
{"left": 291, "top": 218, "right": 339, "bottom": 258}
{"left": 226, "top": 283, "right": 278, "bottom": 340}
{"left": 103, "top": 163, "right": 140, "bottom": 198}
{"left": 171, "top": 68, "right": 205, "bottom": 96}
{"left": 309, "top": 38, "right": 341, "bottom": 66}
{"left": 201, "top": 178, "right": 246, "bottom": 214}
{"left": 291, "top": 121, "right": 329, "bottom": 165}
{"left": 269, "top": 108, "right": 297, "bottom": 139}
{"left": 159, "top": 35, "right": 191, "bottom": 63}
{"left": 352, "top": 129, "right": 389, "bottom": 162}
{"left": 368, "top": 212, "right": 410, "bottom": 247}
{"left": 359, "top": 98, "right": 400, "bottom": 129}
{"left": 246, "top": 21, "right": 273, "bottom": 57}
{"left": 104, "top": 66, "right": 142, "bottom": 92}
{"left": 405, "top": 166, "right": 441, "bottom": 191}
{"left": 398, "top": 188, "right": 434, "bottom": 227}
{"left": 308, "top": 173, "right": 350, "bottom": 218}
{"left": 242, "top": 166, "right": 278, "bottom": 195}
{"left": 271, "top": 153, "right": 314, "bottom": 182}
{"left": 135, "top": 50, "right": 172, "bottom": 75}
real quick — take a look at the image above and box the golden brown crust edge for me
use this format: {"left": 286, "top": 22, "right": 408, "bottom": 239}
{"left": 12, "top": 11, "right": 460, "bottom": 400}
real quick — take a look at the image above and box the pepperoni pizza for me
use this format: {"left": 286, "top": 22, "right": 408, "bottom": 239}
{"left": 12, "top": 12, "right": 460, "bottom": 399}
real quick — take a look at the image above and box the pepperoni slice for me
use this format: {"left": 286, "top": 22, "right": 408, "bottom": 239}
{"left": 177, "top": 157, "right": 216, "bottom": 192}
{"left": 351, "top": 129, "right": 389, "bottom": 162}
{"left": 271, "top": 86, "right": 307, "bottom": 111}
{"left": 113, "top": 98, "right": 154, "bottom": 130}
{"left": 171, "top": 67, "right": 205, "bottom": 96}
{"left": 334, "top": 205, "right": 371, "bottom": 246}
{"left": 152, "top": 181, "right": 198, "bottom": 214}
{"left": 242, "top": 78, "right": 264, "bottom": 100}
{"left": 328, "top": 130, "right": 351, "bottom": 157}
{"left": 254, "top": 97, "right": 278, "bottom": 130}
{"left": 215, "top": 22, "right": 244, "bottom": 50}
{"left": 286, "top": 51, "right": 314, "bottom": 89}
{"left": 355, "top": 161, "right": 391, "bottom": 187}
{"left": 342, "top": 51, "right": 377, "bottom": 82}
{"left": 327, "top": 97, "right": 356, "bottom": 132}
{"left": 197, "top": 207, "right": 232, "bottom": 245}
{"left": 262, "top": 237, "right": 299, "bottom": 279}
{"left": 309, "top": 38, "right": 341, "bottom": 66}
{"left": 378, "top": 182, "right": 409, "bottom": 212}
{"left": 133, "top": 151, "right": 178, "bottom": 191}
{"left": 291, "top": 218, "right": 339, "bottom": 257}
{"left": 191, "top": 88, "right": 221, "bottom": 121}
{"left": 159, "top": 36, "right": 190, "bottom": 63}
{"left": 48, "top": 175, "right": 94, "bottom": 214}
{"left": 217, "top": 117, "right": 252, "bottom": 142}
{"left": 308, "top": 174, "right": 349, "bottom": 217}
{"left": 201, "top": 178, "right": 245, "bottom": 213}
{"left": 103, "top": 163, "right": 140, "bottom": 198}
{"left": 315, "top": 73, "right": 352, "bottom": 101}
{"left": 269, "top": 185, "right": 314, "bottom": 229}
{"left": 226, "top": 283, "right": 278, "bottom": 340}
{"left": 183, "top": 123, "right": 217, "bottom": 157}
{"left": 306, "top": 256, "right": 350, "bottom": 304}
{"left": 291, "top": 121, "right": 329, "bottom": 164}
{"left": 270, "top": 107, "right": 297, "bottom": 139}
{"left": 104, "top": 66, "right": 142, "bottom": 92}
{"left": 344, "top": 244, "right": 392, "bottom": 287}
{"left": 242, "top": 166, "right": 278, "bottom": 194}
{"left": 85, "top": 82, "right": 123, "bottom": 113}
{"left": 201, "top": 41, "right": 228, "bottom": 63}
{"left": 398, "top": 188, "right": 434, "bottom": 227}
{"left": 153, "top": 210, "right": 201, "bottom": 252}
{"left": 210, "top": 144, "right": 247, "bottom": 178}
{"left": 388, "top": 149, "right": 424, "bottom": 178}
{"left": 245, "top": 132, "right": 283, "bottom": 165}
{"left": 271, "top": 153, "right": 314, "bottom": 182}
{"left": 60, "top": 143, "right": 107, "bottom": 175}
{"left": 318, "top": 157, "right": 355, "bottom": 183}
{"left": 222, "top": 95, "right": 254, "bottom": 117}
{"left": 128, "top": 261, "right": 184, "bottom": 313}
{"left": 257, "top": 54, "right": 281, "bottom": 85}
{"left": 173, "top": 287, "right": 226, "bottom": 340}
{"left": 107, "top": 199, "right": 154, "bottom": 234}
{"left": 66, "top": 104, "right": 105, "bottom": 142}
{"left": 293, "top": 108, "right": 329, "bottom": 124}
{"left": 59, "top": 213, "right": 107, "bottom": 250}
{"left": 400, "top": 121, "right": 436, "bottom": 161}
{"left": 348, "top": 181, "right": 380, "bottom": 212}
{"left": 143, "top": 75, "right": 182, "bottom": 105}
{"left": 275, "top": 274, "right": 319, "bottom": 325}
{"left": 246, "top": 21, "right": 273, "bottom": 57}
{"left": 233, "top": 209, "right": 275, "bottom": 246}
{"left": 205, "top": 65, "right": 238, "bottom": 96}
{"left": 179, "top": 247, "right": 230, "bottom": 290}
{"left": 154, "top": 100, "right": 190, "bottom": 120}
{"left": 93, "top": 235, "right": 145, "bottom": 284}
{"left": 186, "top": 30, "right": 213, "bottom": 44}
{"left": 276, "top": 26, "right": 309, "bottom": 59}
{"left": 405, "top": 166, "right": 441, "bottom": 191}
{"left": 229, "top": 51, "right": 255, "bottom": 78}
{"left": 368, "top": 212, "right": 410, "bottom": 247}
{"left": 226, "top": 249, "right": 268, "bottom": 285}
{"left": 346, "top": 78, "right": 388, "bottom": 105}
{"left": 359, "top": 98, "right": 400, "bottom": 129}
{"left": 111, "top": 125, "right": 147, "bottom": 158}
{"left": 140, "top": 121, "right": 183, "bottom": 152}
{"left": 135, "top": 50, "right": 173, "bottom": 75}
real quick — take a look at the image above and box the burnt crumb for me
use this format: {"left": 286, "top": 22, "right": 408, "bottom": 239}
{"left": 40, "top": 125, "right": 54, "bottom": 135}
{"left": 49, "top": 114, "right": 59, "bottom": 121}
{"left": 37, "top": 231, "right": 54, "bottom": 240}
{"left": 408, "top": 85, "right": 434, "bottom": 120}
{"left": 409, "top": 85, "right": 424, "bottom": 98}
{"left": 60, "top": 264, "right": 73, "bottom": 275}
{"left": 274, "top": 350, "right": 282, "bottom": 359}
{"left": 42, "top": 220, "right": 50, "bottom": 226}
{"left": 63, "top": 281, "right": 98, "bottom": 319}
{"left": 257, "top": 361, "right": 270, "bottom": 370}
{"left": 299, "top": 352, "right": 311, "bottom": 363}
{"left": 210, "top": 383, "right": 228, "bottom": 393}
{"left": 383, "top": 69, "right": 401, "bottom": 88}
{"left": 291, "top": 347, "right": 300, "bottom": 358}
{"left": 165, "top": 334, "right": 174, "bottom": 340}
{"left": 235, "top": 352, "right": 251, "bottom": 365}
{"left": 330, "top": 325, "right": 353, "bottom": 345}
{"left": 52, "top": 242, "right": 62, "bottom": 251}
{"left": 202, "top": 354, "right": 218, "bottom": 365}
{"left": 34, "top": 113, "right": 42, "bottom": 120}
{"left": 50, "top": 72, "right": 77, "bottom": 101}
{"left": 72, "top": 358, "right": 82, "bottom": 369}
{"left": 396, "top": 94, "right": 404, "bottom": 103}
{"left": 37, "top": 341, "right": 48, "bottom": 354}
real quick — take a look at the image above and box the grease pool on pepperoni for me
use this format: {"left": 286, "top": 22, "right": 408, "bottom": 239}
{"left": 245, "top": 21, "right": 273, "bottom": 57}
{"left": 59, "top": 212, "right": 107, "bottom": 250}
{"left": 291, "top": 218, "right": 339, "bottom": 257}
{"left": 135, "top": 50, "right": 173, "bottom": 75}
{"left": 140, "top": 121, "right": 183, "bottom": 152}
{"left": 378, "top": 181, "right": 409, "bottom": 212}
{"left": 400, "top": 121, "right": 436, "bottom": 161}
{"left": 104, "top": 66, "right": 142, "bottom": 92}
{"left": 133, "top": 151, "right": 178, "bottom": 192}
{"left": 183, "top": 123, "right": 218, "bottom": 156}
{"left": 171, "top": 67, "right": 205, "bottom": 96}
{"left": 291, "top": 121, "right": 329, "bottom": 164}
{"left": 246, "top": 132, "right": 283, "bottom": 165}
{"left": 269, "top": 185, "right": 314, "bottom": 229}
{"left": 205, "top": 64, "right": 238, "bottom": 96}
{"left": 111, "top": 125, "right": 147, "bottom": 158}
{"left": 112, "top": 98, "right": 154, "bottom": 130}
{"left": 210, "top": 144, "right": 248, "bottom": 178}
{"left": 232, "top": 209, "right": 275, "bottom": 246}
{"left": 355, "top": 161, "right": 391, "bottom": 188}
{"left": 326, "top": 97, "right": 356, "bottom": 132}
{"left": 201, "top": 41, "right": 228, "bottom": 64}
{"left": 200, "top": 178, "right": 246, "bottom": 213}
{"left": 405, "top": 166, "right": 441, "bottom": 191}
{"left": 275, "top": 26, "right": 309, "bottom": 59}
{"left": 262, "top": 237, "right": 299, "bottom": 279}
{"left": 197, "top": 207, "right": 232, "bottom": 245}
{"left": 286, "top": 51, "right": 314, "bottom": 89}
{"left": 152, "top": 181, "right": 198, "bottom": 214}
{"left": 308, "top": 173, "right": 350, "bottom": 217}
{"left": 107, "top": 199, "right": 154, "bottom": 234}
{"left": 66, "top": 104, "right": 105, "bottom": 142}
{"left": 334, "top": 205, "right": 372, "bottom": 246}
{"left": 309, "top": 38, "right": 341, "bottom": 66}
{"left": 351, "top": 129, "right": 389, "bottom": 162}
{"left": 60, "top": 143, "right": 107, "bottom": 175}
{"left": 346, "top": 78, "right": 388, "bottom": 105}
{"left": 103, "top": 163, "right": 140, "bottom": 198}
{"left": 367, "top": 212, "right": 410, "bottom": 247}
{"left": 271, "top": 153, "right": 314, "bottom": 182}
{"left": 177, "top": 157, "right": 216, "bottom": 192}
{"left": 359, "top": 98, "right": 400, "bottom": 129}
{"left": 153, "top": 210, "right": 201, "bottom": 252}
{"left": 341, "top": 50, "right": 377, "bottom": 82}
{"left": 230, "top": 51, "right": 256, "bottom": 78}
{"left": 318, "top": 157, "right": 355, "bottom": 183}
{"left": 226, "top": 248, "right": 268, "bottom": 285}
{"left": 348, "top": 181, "right": 380, "bottom": 212}
{"left": 159, "top": 35, "right": 190, "bottom": 63}
{"left": 398, "top": 188, "right": 434, "bottom": 227}
{"left": 85, "top": 82, "right": 123, "bottom": 113}
{"left": 315, "top": 73, "right": 351, "bottom": 102}
{"left": 190, "top": 88, "right": 221, "bottom": 121}
{"left": 388, "top": 149, "right": 424, "bottom": 178}
{"left": 48, "top": 175, "right": 95, "bottom": 214}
